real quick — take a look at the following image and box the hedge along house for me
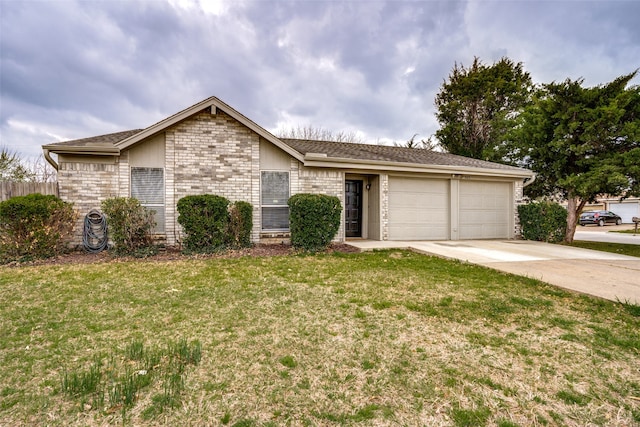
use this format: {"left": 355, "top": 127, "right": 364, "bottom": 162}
{"left": 43, "top": 97, "right": 534, "bottom": 247}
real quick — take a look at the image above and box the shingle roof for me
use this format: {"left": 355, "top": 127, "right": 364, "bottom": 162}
{"left": 281, "top": 139, "right": 525, "bottom": 172}
{"left": 46, "top": 130, "right": 526, "bottom": 173}
{"left": 46, "top": 130, "right": 143, "bottom": 148}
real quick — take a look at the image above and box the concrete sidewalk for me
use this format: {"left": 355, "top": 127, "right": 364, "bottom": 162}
{"left": 346, "top": 239, "right": 640, "bottom": 304}
{"left": 574, "top": 224, "right": 639, "bottom": 244}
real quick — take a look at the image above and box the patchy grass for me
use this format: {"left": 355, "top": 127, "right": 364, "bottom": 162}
{"left": 1, "top": 250, "right": 639, "bottom": 426}
{"left": 611, "top": 228, "right": 640, "bottom": 235}
{"left": 567, "top": 240, "right": 640, "bottom": 258}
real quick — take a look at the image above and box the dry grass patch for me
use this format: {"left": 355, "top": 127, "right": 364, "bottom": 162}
{"left": 1, "top": 250, "right": 639, "bottom": 426}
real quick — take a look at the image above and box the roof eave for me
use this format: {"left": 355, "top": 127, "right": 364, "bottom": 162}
{"left": 303, "top": 154, "right": 534, "bottom": 178}
{"left": 41, "top": 144, "right": 120, "bottom": 156}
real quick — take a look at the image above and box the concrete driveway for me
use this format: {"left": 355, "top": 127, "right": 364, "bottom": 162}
{"left": 347, "top": 239, "right": 640, "bottom": 304}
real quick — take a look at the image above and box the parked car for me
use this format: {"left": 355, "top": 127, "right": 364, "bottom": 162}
{"left": 579, "top": 210, "right": 622, "bottom": 226}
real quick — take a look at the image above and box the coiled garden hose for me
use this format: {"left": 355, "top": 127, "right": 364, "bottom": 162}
{"left": 83, "top": 209, "right": 108, "bottom": 253}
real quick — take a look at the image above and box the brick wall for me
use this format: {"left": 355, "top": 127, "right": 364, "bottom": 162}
{"left": 297, "top": 164, "right": 345, "bottom": 241}
{"left": 514, "top": 180, "right": 525, "bottom": 238}
{"left": 57, "top": 160, "right": 119, "bottom": 247}
{"left": 380, "top": 174, "right": 389, "bottom": 241}
{"left": 165, "top": 110, "right": 260, "bottom": 245}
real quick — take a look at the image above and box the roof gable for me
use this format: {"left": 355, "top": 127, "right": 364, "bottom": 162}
{"left": 115, "top": 97, "right": 303, "bottom": 161}
{"left": 44, "top": 97, "right": 303, "bottom": 161}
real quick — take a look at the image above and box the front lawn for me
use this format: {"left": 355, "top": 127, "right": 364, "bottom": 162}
{"left": 612, "top": 228, "right": 640, "bottom": 235}
{"left": 1, "top": 250, "right": 639, "bottom": 426}
{"left": 568, "top": 241, "right": 640, "bottom": 258}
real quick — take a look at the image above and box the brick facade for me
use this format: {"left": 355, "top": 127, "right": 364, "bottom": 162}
{"left": 57, "top": 110, "right": 349, "bottom": 247}
{"left": 57, "top": 160, "right": 119, "bottom": 246}
{"left": 514, "top": 180, "right": 525, "bottom": 238}
{"left": 164, "top": 111, "right": 260, "bottom": 245}
{"left": 297, "top": 164, "right": 345, "bottom": 241}
{"left": 380, "top": 174, "right": 390, "bottom": 241}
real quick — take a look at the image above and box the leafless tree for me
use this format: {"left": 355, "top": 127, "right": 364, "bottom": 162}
{"left": 25, "top": 155, "right": 57, "bottom": 182}
{"left": 0, "top": 148, "right": 56, "bottom": 182}
{"left": 278, "top": 125, "right": 366, "bottom": 144}
{"left": 395, "top": 134, "right": 440, "bottom": 150}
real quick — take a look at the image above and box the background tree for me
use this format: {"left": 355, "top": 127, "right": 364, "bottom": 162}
{"left": 434, "top": 57, "right": 533, "bottom": 162}
{"left": 395, "top": 134, "right": 440, "bottom": 150}
{"left": 24, "top": 155, "right": 57, "bottom": 182}
{"left": 0, "top": 148, "right": 56, "bottom": 182}
{"left": 510, "top": 71, "right": 640, "bottom": 242}
{"left": 278, "top": 125, "right": 366, "bottom": 144}
{"left": 0, "top": 148, "right": 34, "bottom": 182}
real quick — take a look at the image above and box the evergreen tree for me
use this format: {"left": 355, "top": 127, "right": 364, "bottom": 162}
{"left": 435, "top": 57, "right": 533, "bottom": 162}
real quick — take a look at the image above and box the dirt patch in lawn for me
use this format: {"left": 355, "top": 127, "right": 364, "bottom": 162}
{"left": 4, "top": 243, "right": 361, "bottom": 267}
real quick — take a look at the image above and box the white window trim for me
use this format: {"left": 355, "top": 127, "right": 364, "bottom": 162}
{"left": 260, "top": 170, "right": 290, "bottom": 231}
{"left": 130, "top": 167, "right": 165, "bottom": 233}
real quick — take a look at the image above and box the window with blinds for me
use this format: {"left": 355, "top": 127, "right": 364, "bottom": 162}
{"left": 131, "top": 167, "right": 165, "bottom": 233}
{"left": 261, "top": 171, "right": 289, "bottom": 230}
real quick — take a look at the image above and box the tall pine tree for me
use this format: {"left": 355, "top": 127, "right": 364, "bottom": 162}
{"left": 435, "top": 57, "right": 533, "bottom": 162}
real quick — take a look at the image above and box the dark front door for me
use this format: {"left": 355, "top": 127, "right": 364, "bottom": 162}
{"left": 345, "top": 180, "right": 362, "bottom": 238}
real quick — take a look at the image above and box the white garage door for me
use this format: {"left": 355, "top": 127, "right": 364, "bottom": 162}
{"left": 608, "top": 202, "right": 640, "bottom": 223}
{"left": 459, "top": 181, "right": 511, "bottom": 239}
{"left": 388, "top": 177, "right": 449, "bottom": 240}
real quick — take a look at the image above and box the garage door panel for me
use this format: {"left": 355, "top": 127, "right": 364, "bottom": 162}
{"left": 389, "top": 224, "right": 449, "bottom": 240}
{"left": 389, "top": 177, "right": 449, "bottom": 240}
{"left": 608, "top": 203, "right": 639, "bottom": 223}
{"left": 460, "top": 224, "right": 501, "bottom": 240}
{"left": 459, "top": 181, "right": 511, "bottom": 240}
{"left": 460, "top": 210, "right": 508, "bottom": 223}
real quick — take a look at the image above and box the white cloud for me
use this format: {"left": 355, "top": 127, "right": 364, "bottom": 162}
{"left": 1, "top": 0, "right": 638, "bottom": 158}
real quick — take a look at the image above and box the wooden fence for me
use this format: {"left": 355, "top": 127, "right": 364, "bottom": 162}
{"left": 0, "top": 181, "right": 59, "bottom": 202}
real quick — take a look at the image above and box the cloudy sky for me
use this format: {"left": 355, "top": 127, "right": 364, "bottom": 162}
{"left": 1, "top": 0, "right": 639, "bottom": 159}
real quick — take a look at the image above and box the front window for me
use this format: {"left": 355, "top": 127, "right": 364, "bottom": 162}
{"left": 131, "top": 167, "right": 165, "bottom": 233}
{"left": 261, "top": 171, "right": 289, "bottom": 230}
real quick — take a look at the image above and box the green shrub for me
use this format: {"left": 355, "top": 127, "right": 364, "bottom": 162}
{"left": 518, "top": 200, "right": 567, "bottom": 243}
{"left": 177, "top": 195, "right": 230, "bottom": 252}
{"left": 0, "top": 193, "right": 75, "bottom": 262}
{"left": 101, "top": 197, "right": 156, "bottom": 256}
{"left": 228, "top": 201, "right": 253, "bottom": 249}
{"left": 288, "top": 193, "right": 341, "bottom": 251}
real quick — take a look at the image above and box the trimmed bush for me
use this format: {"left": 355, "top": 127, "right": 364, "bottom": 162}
{"left": 177, "top": 195, "right": 230, "bottom": 252}
{"left": 0, "top": 193, "right": 75, "bottom": 262}
{"left": 101, "top": 197, "right": 156, "bottom": 256}
{"left": 518, "top": 201, "right": 567, "bottom": 243}
{"left": 228, "top": 201, "right": 253, "bottom": 249}
{"left": 288, "top": 193, "right": 341, "bottom": 251}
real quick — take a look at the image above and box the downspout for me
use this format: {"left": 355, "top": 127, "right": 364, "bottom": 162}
{"left": 523, "top": 173, "right": 536, "bottom": 188}
{"left": 43, "top": 148, "right": 59, "bottom": 171}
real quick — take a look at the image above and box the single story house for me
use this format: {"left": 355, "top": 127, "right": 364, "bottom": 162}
{"left": 43, "top": 96, "right": 534, "bottom": 246}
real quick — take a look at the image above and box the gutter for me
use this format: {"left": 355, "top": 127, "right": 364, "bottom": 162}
{"left": 303, "top": 153, "right": 534, "bottom": 179}
{"left": 42, "top": 144, "right": 121, "bottom": 171}
{"left": 43, "top": 148, "right": 58, "bottom": 171}
{"left": 523, "top": 173, "right": 537, "bottom": 187}
{"left": 42, "top": 145, "right": 120, "bottom": 170}
{"left": 41, "top": 145, "right": 120, "bottom": 155}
